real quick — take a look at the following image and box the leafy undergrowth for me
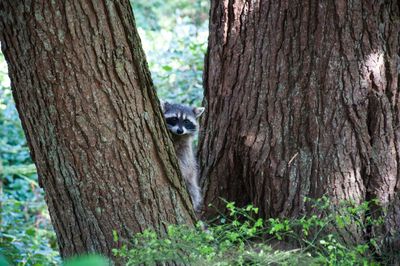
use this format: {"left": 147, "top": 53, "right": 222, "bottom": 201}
{"left": 112, "top": 198, "right": 389, "bottom": 266}
{"left": 0, "top": 175, "right": 60, "bottom": 265}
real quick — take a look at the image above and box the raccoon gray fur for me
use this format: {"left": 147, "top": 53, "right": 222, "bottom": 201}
{"left": 161, "top": 101, "right": 204, "bottom": 212}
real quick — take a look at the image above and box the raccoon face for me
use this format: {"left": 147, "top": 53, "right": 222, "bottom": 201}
{"left": 160, "top": 101, "right": 205, "bottom": 136}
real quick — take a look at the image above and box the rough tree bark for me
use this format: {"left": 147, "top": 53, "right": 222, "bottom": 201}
{"left": 0, "top": 0, "right": 194, "bottom": 259}
{"left": 200, "top": 0, "right": 399, "bottom": 248}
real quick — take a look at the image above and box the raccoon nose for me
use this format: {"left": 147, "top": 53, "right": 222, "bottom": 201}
{"left": 176, "top": 128, "right": 184, "bottom": 134}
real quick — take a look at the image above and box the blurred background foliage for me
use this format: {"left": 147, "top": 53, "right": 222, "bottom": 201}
{"left": 132, "top": 0, "right": 208, "bottom": 106}
{"left": 0, "top": 1, "right": 208, "bottom": 264}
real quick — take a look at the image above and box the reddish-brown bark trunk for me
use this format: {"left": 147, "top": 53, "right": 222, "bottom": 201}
{"left": 200, "top": 0, "right": 399, "bottom": 249}
{"left": 0, "top": 0, "right": 194, "bottom": 260}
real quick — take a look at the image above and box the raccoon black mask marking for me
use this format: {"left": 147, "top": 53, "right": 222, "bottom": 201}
{"left": 162, "top": 102, "right": 203, "bottom": 136}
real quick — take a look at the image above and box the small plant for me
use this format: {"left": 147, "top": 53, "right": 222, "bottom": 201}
{"left": 112, "top": 202, "right": 312, "bottom": 265}
{"left": 264, "top": 196, "right": 384, "bottom": 265}
{"left": 113, "top": 197, "right": 387, "bottom": 265}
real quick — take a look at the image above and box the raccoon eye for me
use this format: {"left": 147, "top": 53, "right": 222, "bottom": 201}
{"left": 166, "top": 117, "right": 178, "bottom": 126}
{"left": 183, "top": 119, "right": 196, "bottom": 129}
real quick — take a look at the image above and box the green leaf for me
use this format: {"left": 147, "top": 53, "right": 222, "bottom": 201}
{"left": 112, "top": 230, "right": 118, "bottom": 242}
{"left": 25, "top": 227, "right": 36, "bottom": 237}
{"left": 162, "top": 65, "right": 173, "bottom": 71}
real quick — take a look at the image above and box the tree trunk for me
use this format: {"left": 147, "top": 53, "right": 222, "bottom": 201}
{"left": 0, "top": 0, "right": 194, "bottom": 260}
{"left": 200, "top": 0, "right": 399, "bottom": 247}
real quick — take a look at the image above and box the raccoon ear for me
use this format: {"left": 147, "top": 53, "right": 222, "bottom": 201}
{"left": 193, "top": 107, "right": 205, "bottom": 118}
{"left": 160, "top": 100, "right": 170, "bottom": 112}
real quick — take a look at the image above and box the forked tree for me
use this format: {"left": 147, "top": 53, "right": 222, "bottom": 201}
{"left": 200, "top": 0, "right": 399, "bottom": 249}
{"left": 0, "top": 0, "right": 195, "bottom": 259}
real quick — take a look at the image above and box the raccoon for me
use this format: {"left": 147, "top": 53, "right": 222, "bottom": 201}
{"left": 160, "top": 101, "right": 204, "bottom": 212}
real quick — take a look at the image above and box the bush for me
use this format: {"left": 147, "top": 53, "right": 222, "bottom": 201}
{"left": 112, "top": 203, "right": 312, "bottom": 265}
{"left": 266, "top": 197, "right": 384, "bottom": 265}
{"left": 112, "top": 198, "right": 387, "bottom": 265}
